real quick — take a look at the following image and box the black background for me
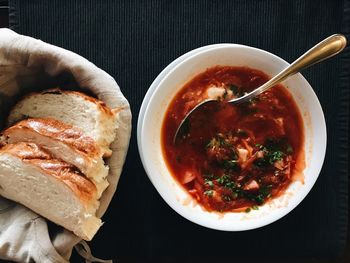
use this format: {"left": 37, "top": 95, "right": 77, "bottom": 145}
{"left": 7, "top": 0, "right": 349, "bottom": 262}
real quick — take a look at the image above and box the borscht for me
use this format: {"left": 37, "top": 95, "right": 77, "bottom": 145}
{"left": 162, "top": 66, "right": 304, "bottom": 212}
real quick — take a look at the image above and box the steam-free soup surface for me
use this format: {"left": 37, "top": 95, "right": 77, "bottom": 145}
{"left": 162, "top": 66, "right": 304, "bottom": 212}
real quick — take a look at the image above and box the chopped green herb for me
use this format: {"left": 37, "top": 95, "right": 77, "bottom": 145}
{"left": 206, "top": 135, "right": 228, "bottom": 148}
{"left": 222, "top": 195, "right": 232, "bottom": 202}
{"left": 203, "top": 173, "right": 215, "bottom": 180}
{"left": 204, "top": 179, "right": 214, "bottom": 188}
{"left": 223, "top": 159, "right": 240, "bottom": 170}
{"left": 204, "top": 190, "right": 214, "bottom": 197}
{"left": 216, "top": 175, "right": 240, "bottom": 195}
{"left": 252, "top": 205, "right": 259, "bottom": 210}
{"left": 254, "top": 138, "right": 287, "bottom": 166}
{"left": 216, "top": 175, "right": 231, "bottom": 185}
{"left": 267, "top": 150, "right": 284, "bottom": 164}
{"left": 254, "top": 185, "right": 272, "bottom": 204}
{"left": 206, "top": 138, "right": 218, "bottom": 148}
{"left": 245, "top": 207, "right": 251, "bottom": 213}
{"left": 229, "top": 84, "right": 239, "bottom": 95}
{"left": 260, "top": 185, "right": 272, "bottom": 195}
{"left": 225, "top": 181, "right": 236, "bottom": 189}
{"left": 253, "top": 194, "right": 265, "bottom": 204}
{"left": 240, "top": 185, "right": 272, "bottom": 205}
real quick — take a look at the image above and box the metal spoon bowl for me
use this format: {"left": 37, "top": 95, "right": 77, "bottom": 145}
{"left": 174, "top": 34, "right": 347, "bottom": 144}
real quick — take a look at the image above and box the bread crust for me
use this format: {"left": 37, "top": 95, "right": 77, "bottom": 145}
{"left": 7, "top": 88, "right": 120, "bottom": 157}
{"left": 3, "top": 118, "right": 101, "bottom": 157}
{"left": 32, "top": 88, "right": 116, "bottom": 116}
{"left": 0, "top": 142, "right": 97, "bottom": 206}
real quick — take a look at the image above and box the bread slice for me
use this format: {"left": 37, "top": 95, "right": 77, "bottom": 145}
{"left": 0, "top": 118, "right": 108, "bottom": 198}
{"left": 7, "top": 88, "right": 119, "bottom": 157}
{"left": 0, "top": 142, "right": 102, "bottom": 240}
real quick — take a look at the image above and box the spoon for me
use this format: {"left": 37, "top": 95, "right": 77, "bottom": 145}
{"left": 174, "top": 34, "right": 347, "bottom": 144}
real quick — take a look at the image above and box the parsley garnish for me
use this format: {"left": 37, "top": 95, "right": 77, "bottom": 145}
{"left": 216, "top": 175, "right": 240, "bottom": 194}
{"left": 229, "top": 84, "right": 239, "bottom": 95}
{"left": 204, "top": 179, "right": 214, "bottom": 188}
{"left": 253, "top": 185, "right": 272, "bottom": 204}
{"left": 206, "top": 135, "right": 228, "bottom": 148}
{"left": 254, "top": 138, "right": 287, "bottom": 167}
{"left": 267, "top": 150, "right": 284, "bottom": 164}
{"left": 204, "top": 190, "right": 214, "bottom": 197}
{"left": 223, "top": 159, "right": 240, "bottom": 170}
{"left": 238, "top": 185, "right": 272, "bottom": 205}
{"left": 252, "top": 205, "right": 259, "bottom": 210}
{"left": 216, "top": 175, "right": 232, "bottom": 185}
{"left": 223, "top": 195, "right": 232, "bottom": 202}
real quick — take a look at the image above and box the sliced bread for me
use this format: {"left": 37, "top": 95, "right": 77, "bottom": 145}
{"left": 0, "top": 118, "right": 108, "bottom": 198}
{"left": 7, "top": 88, "right": 119, "bottom": 157}
{"left": 0, "top": 142, "right": 102, "bottom": 240}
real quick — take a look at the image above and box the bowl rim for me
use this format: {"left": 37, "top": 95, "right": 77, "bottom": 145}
{"left": 138, "top": 43, "right": 327, "bottom": 231}
{"left": 137, "top": 44, "right": 234, "bottom": 140}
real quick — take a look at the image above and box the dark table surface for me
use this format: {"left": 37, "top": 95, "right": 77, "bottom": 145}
{"left": 0, "top": 1, "right": 349, "bottom": 263}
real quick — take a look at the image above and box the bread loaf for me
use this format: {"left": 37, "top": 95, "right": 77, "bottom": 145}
{"left": 1, "top": 118, "right": 109, "bottom": 198}
{"left": 7, "top": 88, "right": 119, "bottom": 157}
{"left": 0, "top": 142, "right": 102, "bottom": 240}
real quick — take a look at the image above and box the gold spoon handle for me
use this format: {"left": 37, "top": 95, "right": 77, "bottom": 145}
{"left": 174, "top": 34, "right": 347, "bottom": 144}
{"left": 229, "top": 34, "right": 347, "bottom": 104}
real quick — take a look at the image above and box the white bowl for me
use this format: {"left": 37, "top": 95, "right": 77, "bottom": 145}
{"left": 138, "top": 44, "right": 327, "bottom": 231}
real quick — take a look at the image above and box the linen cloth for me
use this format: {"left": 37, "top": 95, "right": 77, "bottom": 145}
{"left": 7, "top": 0, "right": 350, "bottom": 261}
{"left": 0, "top": 28, "right": 132, "bottom": 262}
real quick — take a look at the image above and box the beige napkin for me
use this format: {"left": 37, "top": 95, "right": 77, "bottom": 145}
{"left": 0, "top": 28, "right": 132, "bottom": 262}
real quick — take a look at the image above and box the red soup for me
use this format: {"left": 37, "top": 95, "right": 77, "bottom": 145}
{"left": 162, "top": 66, "right": 305, "bottom": 212}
